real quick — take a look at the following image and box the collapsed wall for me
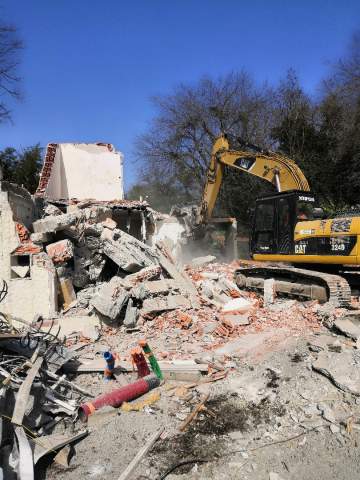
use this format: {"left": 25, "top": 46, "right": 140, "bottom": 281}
{"left": 0, "top": 182, "right": 58, "bottom": 320}
{"left": 36, "top": 142, "right": 124, "bottom": 201}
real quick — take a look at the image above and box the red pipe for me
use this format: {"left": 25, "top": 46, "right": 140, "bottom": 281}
{"left": 80, "top": 375, "right": 159, "bottom": 419}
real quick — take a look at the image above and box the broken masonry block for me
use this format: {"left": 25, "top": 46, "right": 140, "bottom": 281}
{"left": 30, "top": 232, "right": 54, "bottom": 244}
{"left": 46, "top": 239, "right": 74, "bottom": 264}
{"left": 123, "top": 298, "right": 138, "bottom": 328}
{"left": 44, "top": 203, "right": 63, "bottom": 216}
{"left": 91, "top": 276, "right": 129, "bottom": 321}
{"left": 59, "top": 277, "right": 77, "bottom": 310}
{"left": 141, "top": 295, "right": 192, "bottom": 314}
{"left": 222, "top": 297, "right": 253, "bottom": 313}
{"left": 125, "top": 265, "right": 162, "bottom": 286}
{"left": 33, "top": 211, "right": 79, "bottom": 234}
{"left": 132, "top": 279, "right": 182, "bottom": 300}
{"left": 264, "top": 278, "right": 276, "bottom": 306}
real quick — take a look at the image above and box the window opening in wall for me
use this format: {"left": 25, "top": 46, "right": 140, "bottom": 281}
{"left": 10, "top": 254, "right": 31, "bottom": 279}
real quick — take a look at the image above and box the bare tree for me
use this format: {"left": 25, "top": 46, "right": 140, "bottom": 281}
{"left": 136, "top": 71, "right": 275, "bottom": 221}
{"left": 0, "top": 21, "right": 22, "bottom": 122}
{"left": 323, "top": 30, "right": 360, "bottom": 102}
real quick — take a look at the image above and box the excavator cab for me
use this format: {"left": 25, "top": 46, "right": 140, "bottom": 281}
{"left": 250, "top": 191, "right": 318, "bottom": 256}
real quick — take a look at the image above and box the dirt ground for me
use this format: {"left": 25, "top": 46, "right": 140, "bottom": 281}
{"left": 42, "top": 323, "right": 360, "bottom": 480}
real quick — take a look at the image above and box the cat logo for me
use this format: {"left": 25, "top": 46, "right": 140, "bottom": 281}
{"left": 295, "top": 244, "right": 307, "bottom": 254}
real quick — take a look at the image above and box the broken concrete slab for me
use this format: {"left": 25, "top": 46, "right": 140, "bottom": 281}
{"left": 125, "top": 265, "right": 162, "bottom": 286}
{"left": 217, "top": 276, "right": 240, "bottom": 295}
{"left": 334, "top": 312, "right": 360, "bottom": 340}
{"left": 33, "top": 206, "right": 111, "bottom": 234}
{"left": 213, "top": 331, "right": 274, "bottom": 358}
{"left": 222, "top": 313, "right": 250, "bottom": 326}
{"left": 201, "top": 271, "right": 219, "bottom": 280}
{"left": 30, "top": 232, "right": 53, "bottom": 244}
{"left": 33, "top": 211, "right": 79, "bottom": 234}
{"left": 269, "top": 473, "right": 285, "bottom": 480}
{"left": 142, "top": 295, "right": 192, "bottom": 314}
{"left": 200, "top": 280, "right": 215, "bottom": 299}
{"left": 157, "top": 251, "right": 197, "bottom": 296}
{"left": 312, "top": 350, "right": 360, "bottom": 396}
{"left": 72, "top": 244, "right": 106, "bottom": 288}
{"left": 46, "top": 239, "right": 74, "bottom": 264}
{"left": 268, "top": 299, "right": 297, "bottom": 312}
{"left": 102, "top": 228, "right": 158, "bottom": 272}
{"left": 55, "top": 315, "right": 101, "bottom": 341}
{"left": 91, "top": 276, "right": 129, "bottom": 321}
{"left": 307, "top": 334, "right": 340, "bottom": 352}
{"left": 202, "top": 321, "right": 218, "bottom": 334}
{"left": 132, "top": 279, "right": 184, "bottom": 300}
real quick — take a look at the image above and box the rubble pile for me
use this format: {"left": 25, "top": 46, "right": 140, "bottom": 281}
{"left": 2, "top": 196, "right": 360, "bottom": 479}
{"left": 11, "top": 199, "right": 199, "bottom": 327}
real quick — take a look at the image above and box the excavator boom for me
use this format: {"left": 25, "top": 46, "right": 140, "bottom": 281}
{"left": 199, "top": 135, "right": 310, "bottom": 223}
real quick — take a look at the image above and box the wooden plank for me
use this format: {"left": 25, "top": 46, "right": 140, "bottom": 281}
{"left": 117, "top": 428, "right": 164, "bottom": 480}
{"left": 179, "top": 393, "right": 209, "bottom": 431}
{"left": 12, "top": 356, "right": 43, "bottom": 426}
{"left": 64, "top": 359, "right": 208, "bottom": 374}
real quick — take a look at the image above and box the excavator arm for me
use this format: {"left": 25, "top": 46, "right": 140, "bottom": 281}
{"left": 199, "top": 135, "right": 310, "bottom": 223}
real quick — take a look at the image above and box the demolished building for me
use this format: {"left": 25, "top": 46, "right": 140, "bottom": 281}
{"left": 2, "top": 142, "right": 360, "bottom": 480}
{"left": 0, "top": 142, "right": 173, "bottom": 323}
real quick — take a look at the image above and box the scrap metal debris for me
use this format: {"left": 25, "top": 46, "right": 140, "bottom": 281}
{"left": 0, "top": 316, "right": 88, "bottom": 479}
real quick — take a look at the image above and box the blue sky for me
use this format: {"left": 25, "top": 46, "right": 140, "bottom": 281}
{"left": 0, "top": 1, "right": 359, "bottom": 189}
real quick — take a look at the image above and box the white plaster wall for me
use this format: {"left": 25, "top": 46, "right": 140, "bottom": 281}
{"left": 1, "top": 254, "right": 58, "bottom": 324}
{"left": 0, "top": 187, "right": 58, "bottom": 321}
{"left": 45, "top": 143, "right": 124, "bottom": 201}
{"left": 0, "top": 191, "right": 20, "bottom": 282}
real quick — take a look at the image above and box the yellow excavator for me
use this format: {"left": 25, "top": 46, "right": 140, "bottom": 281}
{"left": 195, "top": 134, "right": 360, "bottom": 306}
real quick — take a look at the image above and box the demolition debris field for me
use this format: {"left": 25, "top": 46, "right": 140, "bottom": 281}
{"left": 1, "top": 198, "right": 360, "bottom": 479}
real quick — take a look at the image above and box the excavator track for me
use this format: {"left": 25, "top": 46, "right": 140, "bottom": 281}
{"left": 234, "top": 266, "right": 351, "bottom": 307}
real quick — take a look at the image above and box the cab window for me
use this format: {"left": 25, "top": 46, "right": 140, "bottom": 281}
{"left": 297, "top": 201, "right": 315, "bottom": 221}
{"left": 256, "top": 203, "right": 274, "bottom": 230}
